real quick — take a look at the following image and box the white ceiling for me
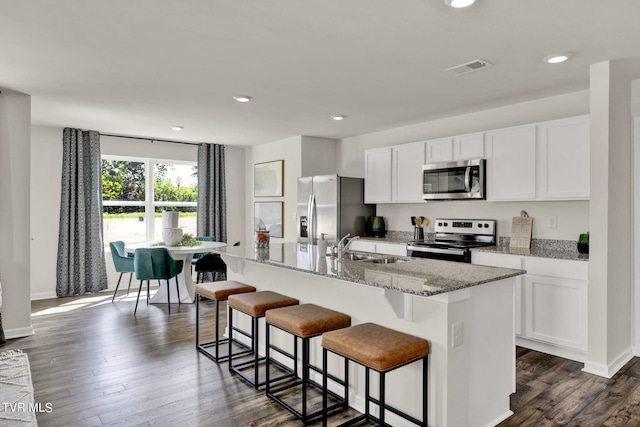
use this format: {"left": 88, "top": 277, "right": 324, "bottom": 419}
{"left": 2, "top": 0, "right": 640, "bottom": 146}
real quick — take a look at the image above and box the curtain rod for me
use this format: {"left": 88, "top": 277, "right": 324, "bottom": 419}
{"left": 100, "top": 133, "right": 202, "bottom": 147}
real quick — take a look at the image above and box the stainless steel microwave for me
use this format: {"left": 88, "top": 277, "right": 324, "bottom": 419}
{"left": 422, "top": 159, "right": 485, "bottom": 200}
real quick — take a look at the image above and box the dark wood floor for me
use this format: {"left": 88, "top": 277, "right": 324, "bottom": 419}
{"left": 3, "top": 289, "right": 640, "bottom": 426}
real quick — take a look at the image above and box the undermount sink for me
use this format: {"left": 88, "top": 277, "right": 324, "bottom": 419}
{"left": 360, "top": 257, "right": 407, "bottom": 264}
{"left": 344, "top": 252, "right": 374, "bottom": 261}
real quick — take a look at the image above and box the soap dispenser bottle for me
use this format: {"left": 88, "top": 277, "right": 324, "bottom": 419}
{"left": 318, "top": 233, "right": 327, "bottom": 256}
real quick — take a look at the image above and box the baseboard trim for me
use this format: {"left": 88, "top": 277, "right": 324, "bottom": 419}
{"left": 583, "top": 347, "right": 634, "bottom": 378}
{"left": 4, "top": 326, "right": 35, "bottom": 340}
{"left": 485, "top": 410, "right": 515, "bottom": 427}
{"left": 30, "top": 291, "right": 57, "bottom": 301}
{"left": 516, "top": 337, "right": 587, "bottom": 363}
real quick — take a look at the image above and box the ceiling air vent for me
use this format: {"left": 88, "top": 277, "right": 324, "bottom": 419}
{"left": 445, "top": 59, "right": 493, "bottom": 76}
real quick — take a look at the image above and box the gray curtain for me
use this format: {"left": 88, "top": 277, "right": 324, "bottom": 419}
{"left": 197, "top": 143, "right": 227, "bottom": 242}
{"left": 56, "top": 128, "right": 108, "bottom": 297}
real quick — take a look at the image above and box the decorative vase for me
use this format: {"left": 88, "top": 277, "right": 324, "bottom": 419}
{"left": 163, "top": 227, "right": 183, "bottom": 246}
{"left": 577, "top": 243, "right": 589, "bottom": 254}
{"left": 162, "top": 211, "right": 179, "bottom": 228}
{"left": 370, "top": 216, "right": 386, "bottom": 238}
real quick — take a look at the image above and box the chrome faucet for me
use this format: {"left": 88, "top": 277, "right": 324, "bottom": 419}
{"left": 331, "top": 234, "right": 360, "bottom": 258}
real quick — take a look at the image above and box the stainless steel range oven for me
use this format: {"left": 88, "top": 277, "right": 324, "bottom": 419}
{"left": 407, "top": 218, "right": 496, "bottom": 263}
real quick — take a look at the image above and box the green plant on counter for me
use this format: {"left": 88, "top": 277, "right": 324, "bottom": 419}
{"left": 578, "top": 232, "right": 589, "bottom": 244}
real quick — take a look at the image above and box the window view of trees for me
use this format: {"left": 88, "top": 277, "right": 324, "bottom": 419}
{"left": 102, "top": 158, "right": 198, "bottom": 245}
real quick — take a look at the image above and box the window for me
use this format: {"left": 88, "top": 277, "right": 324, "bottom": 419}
{"left": 102, "top": 157, "right": 197, "bottom": 246}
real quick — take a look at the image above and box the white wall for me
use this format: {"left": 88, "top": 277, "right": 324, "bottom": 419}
{"left": 247, "top": 136, "right": 302, "bottom": 243}
{"left": 337, "top": 90, "right": 591, "bottom": 240}
{"left": 30, "top": 129, "right": 246, "bottom": 299}
{"left": 31, "top": 125, "right": 64, "bottom": 300}
{"left": 0, "top": 90, "right": 33, "bottom": 338}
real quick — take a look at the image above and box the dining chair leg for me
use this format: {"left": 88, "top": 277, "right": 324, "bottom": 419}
{"left": 146, "top": 280, "right": 150, "bottom": 304}
{"left": 126, "top": 272, "right": 133, "bottom": 295}
{"left": 112, "top": 272, "right": 124, "bottom": 302}
{"left": 176, "top": 277, "right": 181, "bottom": 304}
{"left": 167, "top": 279, "right": 171, "bottom": 314}
{"left": 134, "top": 280, "right": 144, "bottom": 314}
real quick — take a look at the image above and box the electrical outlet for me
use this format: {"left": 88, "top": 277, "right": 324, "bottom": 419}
{"left": 547, "top": 215, "right": 558, "bottom": 229}
{"left": 452, "top": 322, "right": 463, "bottom": 348}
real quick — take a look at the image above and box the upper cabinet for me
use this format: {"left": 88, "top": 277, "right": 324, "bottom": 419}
{"left": 536, "top": 115, "right": 590, "bottom": 200}
{"left": 365, "top": 143, "right": 425, "bottom": 204}
{"left": 392, "top": 141, "right": 426, "bottom": 203}
{"left": 364, "top": 115, "right": 590, "bottom": 204}
{"left": 425, "top": 133, "right": 484, "bottom": 163}
{"left": 486, "top": 116, "right": 590, "bottom": 201}
{"left": 364, "top": 147, "right": 393, "bottom": 203}
{"left": 485, "top": 125, "right": 537, "bottom": 201}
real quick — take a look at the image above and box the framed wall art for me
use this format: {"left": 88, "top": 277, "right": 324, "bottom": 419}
{"left": 254, "top": 160, "right": 284, "bottom": 197}
{"left": 254, "top": 201, "right": 283, "bottom": 238}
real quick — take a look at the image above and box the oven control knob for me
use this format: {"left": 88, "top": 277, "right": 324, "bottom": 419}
{"left": 437, "top": 222, "right": 442, "bottom": 226}
{"left": 443, "top": 222, "right": 448, "bottom": 226}
{"left": 477, "top": 224, "right": 482, "bottom": 228}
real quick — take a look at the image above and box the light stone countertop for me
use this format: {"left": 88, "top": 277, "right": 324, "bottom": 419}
{"left": 472, "top": 245, "right": 589, "bottom": 262}
{"left": 212, "top": 243, "right": 525, "bottom": 298}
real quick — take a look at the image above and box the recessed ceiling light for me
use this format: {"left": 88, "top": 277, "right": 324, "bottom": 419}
{"left": 544, "top": 54, "right": 571, "bottom": 64}
{"left": 331, "top": 115, "right": 346, "bottom": 121}
{"left": 233, "top": 95, "right": 252, "bottom": 103}
{"left": 444, "top": 0, "right": 476, "bottom": 8}
{"left": 171, "top": 126, "right": 184, "bottom": 131}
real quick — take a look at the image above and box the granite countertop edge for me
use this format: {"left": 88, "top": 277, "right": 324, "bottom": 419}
{"left": 215, "top": 243, "right": 526, "bottom": 298}
{"left": 472, "top": 245, "right": 589, "bottom": 262}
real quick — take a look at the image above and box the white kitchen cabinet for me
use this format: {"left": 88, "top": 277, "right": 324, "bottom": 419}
{"left": 347, "top": 240, "right": 407, "bottom": 257}
{"left": 392, "top": 141, "right": 426, "bottom": 203}
{"left": 536, "top": 115, "right": 590, "bottom": 200}
{"left": 425, "top": 133, "right": 484, "bottom": 163}
{"left": 425, "top": 137, "right": 453, "bottom": 163}
{"left": 472, "top": 252, "right": 524, "bottom": 335}
{"left": 472, "top": 251, "right": 588, "bottom": 362}
{"left": 454, "top": 132, "right": 485, "bottom": 160}
{"left": 485, "top": 124, "right": 537, "bottom": 201}
{"left": 364, "top": 147, "right": 392, "bottom": 203}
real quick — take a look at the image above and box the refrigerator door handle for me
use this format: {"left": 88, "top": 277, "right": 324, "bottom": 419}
{"left": 307, "top": 194, "right": 315, "bottom": 246}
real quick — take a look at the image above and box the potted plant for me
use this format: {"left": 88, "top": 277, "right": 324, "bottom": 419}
{"left": 577, "top": 232, "right": 589, "bottom": 254}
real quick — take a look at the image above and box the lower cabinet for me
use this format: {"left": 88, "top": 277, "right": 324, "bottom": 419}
{"left": 472, "top": 251, "right": 588, "bottom": 362}
{"left": 348, "top": 240, "right": 407, "bottom": 257}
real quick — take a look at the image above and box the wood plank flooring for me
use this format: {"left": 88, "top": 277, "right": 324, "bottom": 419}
{"left": 3, "top": 289, "right": 640, "bottom": 426}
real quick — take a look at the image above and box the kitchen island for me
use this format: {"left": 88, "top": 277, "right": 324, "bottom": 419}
{"left": 211, "top": 243, "right": 525, "bottom": 427}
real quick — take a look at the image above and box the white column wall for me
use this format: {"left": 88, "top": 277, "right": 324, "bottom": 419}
{"left": 0, "top": 90, "right": 33, "bottom": 338}
{"left": 585, "top": 60, "right": 633, "bottom": 377}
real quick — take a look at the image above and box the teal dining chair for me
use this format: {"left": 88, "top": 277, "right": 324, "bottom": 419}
{"left": 109, "top": 241, "right": 135, "bottom": 302}
{"left": 191, "top": 236, "right": 216, "bottom": 272}
{"left": 133, "top": 248, "right": 184, "bottom": 314}
{"left": 194, "top": 253, "right": 227, "bottom": 283}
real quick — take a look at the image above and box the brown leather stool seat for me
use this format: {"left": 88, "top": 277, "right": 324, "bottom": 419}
{"left": 195, "top": 280, "right": 256, "bottom": 363}
{"left": 321, "top": 323, "right": 430, "bottom": 427}
{"left": 265, "top": 304, "right": 351, "bottom": 423}
{"left": 227, "top": 291, "right": 299, "bottom": 389}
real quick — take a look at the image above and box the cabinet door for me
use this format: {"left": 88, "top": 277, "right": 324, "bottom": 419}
{"left": 524, "top": 274, "right": 587, "bottom": 351}
{"left": 472, "top": 251, "right": 524, "bottom": 336}
{"left": 453, "top": 132, "right": 484, "bottom": 160}
{"left": 537, "top": 115, "right": 590, "bottom": 200}
{"left": 392, "top": 141, "right": 426, "bottom": 203}
{"left": 425, "top": 137, "right": 453, "bottom": 163}
{"left": 486, "top": 125, "right": 536, "bottom": 201}
{"left": 364, "top": 147, "right": 392, "bottom": 203}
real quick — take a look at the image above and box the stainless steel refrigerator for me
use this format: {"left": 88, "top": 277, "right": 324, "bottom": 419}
{"left": 297, "top": 174, "right": 375, "bottom": 245}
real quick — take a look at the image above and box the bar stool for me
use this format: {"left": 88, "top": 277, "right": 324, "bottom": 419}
{"left": 228, "top": 291, "right": 299, "bottom": 389}
{"left": 265, "top": 303, "right": 351, "bottom": 424}
{"left": 195, "top": 280, "right": 256, "bottom": 363}
{"left": 321, "top": 322, "right": 430, "bottom": 427}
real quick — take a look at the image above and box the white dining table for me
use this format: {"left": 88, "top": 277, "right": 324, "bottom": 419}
{"left": 125, "top": 241, "right": 227, "bottom": 304}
